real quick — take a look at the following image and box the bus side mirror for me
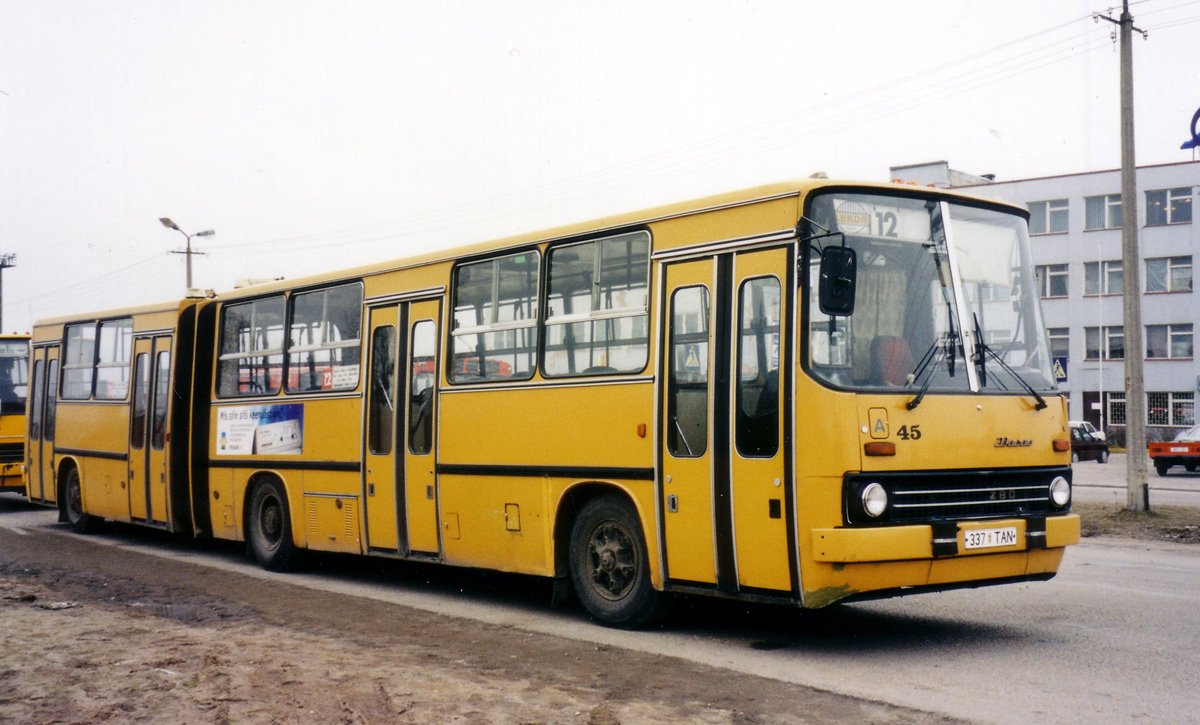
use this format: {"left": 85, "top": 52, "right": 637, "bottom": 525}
{"left": 818, "top": 245, "right": 857, "bottom": 316}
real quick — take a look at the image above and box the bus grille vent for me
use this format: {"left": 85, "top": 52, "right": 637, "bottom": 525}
{"left": 0, "top": 443, "right": 23, "bottom": 463}
{"left": 845, "top": 467, "right": 1069, "bottom": 525}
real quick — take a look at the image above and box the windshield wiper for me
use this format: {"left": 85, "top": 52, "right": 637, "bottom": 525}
{"left": 906, "top": 333, "right": 952, "bottom": 410}
{"left": 972, "top": 314, "right": 1047, "bottom": 410}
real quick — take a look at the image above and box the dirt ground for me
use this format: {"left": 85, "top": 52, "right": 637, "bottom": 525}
{"left": 1074, "top": 501, "right": 1200, "bottom": 543}
{"left": 0, "top": 501, "right": 959, "bottom": 725}
{"left": 1, "top": 497, "right": 1192, "bottom": 725}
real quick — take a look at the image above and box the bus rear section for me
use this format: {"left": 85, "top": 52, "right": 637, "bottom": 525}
{"left": 28, "top": 303, "right": 197, "bottom": 533}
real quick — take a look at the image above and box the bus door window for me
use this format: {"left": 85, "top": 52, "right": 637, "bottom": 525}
{"left": 409, "top": 321, "right": 435, "bottom": 455}
{"left": 151, "top": 350, "right": 170, "bottom": 450}
{"left": 29, "top": 359, "right": 44, "bottom": 442}
{"left": 736, "top": 277, "right": 781, "bottom": 458}
{"left": 667, "top": 286, "right": 710, "bottom": 457}
{"left": 130, "top": 353, "right": 150, "bottom": 449}
{"left": 367, "top": 325, "right": 397, "bottom": 456}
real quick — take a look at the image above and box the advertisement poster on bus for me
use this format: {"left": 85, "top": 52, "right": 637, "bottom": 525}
{"left": 216, "top": 403, "right": 304, "bottom": 455}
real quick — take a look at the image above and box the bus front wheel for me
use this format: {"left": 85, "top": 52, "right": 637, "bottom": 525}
{"left": 569, "top": 496, "right": 663, "bottom": 629}
{"left": 62, "top": 467, "right": 100, "bottom": 534}
{"left": 248, "top": 479, "right": 300, "bottom": 571}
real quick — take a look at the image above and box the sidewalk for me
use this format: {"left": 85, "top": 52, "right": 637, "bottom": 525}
{"left": 1072, "top": 452, "right": 1200, "bottom": 507}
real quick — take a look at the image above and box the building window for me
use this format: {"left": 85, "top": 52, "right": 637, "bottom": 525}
{"left": 1146, "top": 323, "right": 1193, "bottom": 359}
{"left": 1145, "top": 256, "right": 1192, "bottom": 293}
{"left": 1148, "top": 392, "right": 1195, "bottom": 427}
{"left": 1085, "top": 326, "right": 1124, "bottom": 360}
{"left": 1028, "top": 199, "right": 1069, "bottom": 234}
{"left": 1146, "top": 188, "right": 1192, "bottom": 226}
{"left": 1084, "top": 194, "right": 1122, "bottom": 230}
{"left": 1084, "top": 260, "right": 1123, "bottom": 296}
{"left": 1047, "top": 327, "right": 1069, "bottom": 359}
{"left": 1107, "top": 391, "right": 1126, "bottom": 426}
{"left": 1035, "top": 264, "right": 1068, "bottom": 298}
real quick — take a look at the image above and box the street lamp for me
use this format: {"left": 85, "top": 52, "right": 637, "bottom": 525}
{"left": 159, "top": 217, "right": 215, "bottom": 290}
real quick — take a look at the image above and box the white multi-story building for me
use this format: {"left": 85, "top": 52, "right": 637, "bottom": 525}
{"left": 890, "top": 160, "right": 1199, "bottom": 442}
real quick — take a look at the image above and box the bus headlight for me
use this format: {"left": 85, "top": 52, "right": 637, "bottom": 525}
{"left": 1049, "top": 476, "right": 1071, "bottom": 508}
{"left": 862, "top": 482, "right": 889, "bottom": 517}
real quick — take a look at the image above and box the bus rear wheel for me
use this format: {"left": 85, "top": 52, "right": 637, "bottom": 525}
{"left": 62, "top": 467, "right": 100, "bottom": 534}
{"left": 248, "top": 479, "right": 300, "bottom": 571}
{"left": 569, "top": 496, "right": 663, "bottom": 629}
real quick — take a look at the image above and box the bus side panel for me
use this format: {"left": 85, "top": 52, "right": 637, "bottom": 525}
{"left": 55, "top": 402, "right": 132, "bottom": 522}
{"left": 438, "top": 473, "right": 548, "bottom": 574}
{"left": 437, "top": 383, "right": 654, "bottom": 469}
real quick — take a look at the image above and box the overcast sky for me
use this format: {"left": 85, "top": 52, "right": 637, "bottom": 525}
{"left": 2, "top": 0, "right": 1198, "bottom": 332}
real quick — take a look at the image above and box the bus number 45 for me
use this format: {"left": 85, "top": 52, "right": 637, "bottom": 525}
{"left": 897, "top": 425, "right": 922, "bottom": 440}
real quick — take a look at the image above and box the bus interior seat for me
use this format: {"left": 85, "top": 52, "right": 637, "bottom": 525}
{"left": 870, "top": 336, "right": 914, "bottom": 386}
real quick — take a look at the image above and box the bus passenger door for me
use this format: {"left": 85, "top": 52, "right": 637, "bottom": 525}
{"left": 146, "top": 337, "right": 172, "bottom": 524}
{"left": 660, "top": 259, "right": 719, "bottom": 586}
{"left": 659, "top": 248, "right": 795, "bottom": 596}
{"left": 729, "top": 248, "right": 793, "bottom": 593}
{"left": 403, "top": 300, "right": 440, "bottom": 556}
{"left": 128, "top": 338, "right": 153, "bottom": 521}
{"left": 27, "top": 346, "right": 59, "bottom": 503}
{"left": 364, "top": 305, "right": 403, "bottom": 552}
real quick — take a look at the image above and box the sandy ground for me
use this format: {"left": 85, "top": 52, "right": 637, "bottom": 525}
{"left": 0, "top": 505, "right": 957, "bottom": 725}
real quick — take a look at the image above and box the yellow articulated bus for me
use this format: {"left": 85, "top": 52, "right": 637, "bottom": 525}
{"left": 0, "top": 334, "right": 30, "bottom": 494}
{"left": 30, "top": 180, "right": 1079, "bottom": 627}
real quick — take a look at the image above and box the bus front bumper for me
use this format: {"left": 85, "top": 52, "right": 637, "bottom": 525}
{"left": 811, "top": 514, "right": 1080, "bottom": 563}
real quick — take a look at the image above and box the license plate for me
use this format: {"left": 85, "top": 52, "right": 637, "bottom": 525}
{"left": 963, "top": 526, "right": 1018, "bottom": 550}
{"left": 1170, "top": 446, "right": 1188, "bottom": 453}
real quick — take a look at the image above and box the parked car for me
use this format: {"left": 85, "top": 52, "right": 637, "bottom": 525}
{"left": 1070, "top": 424, "right": 1109, "bottom": 463}
{"left": 1069, "top": 420, "right": 1105, "bottom": 442}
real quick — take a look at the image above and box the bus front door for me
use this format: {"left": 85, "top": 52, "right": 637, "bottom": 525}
{"left": 660, "top": 248, "right": 794, "bottom": 596}
{"left": 128, "top": 336, "right": 172, "bottom": 525}
{"left": 363, "top": 299, "right": 441, "bottom": 557}
{"left": 27, "top": 345, "right": 59, "bottom": 504}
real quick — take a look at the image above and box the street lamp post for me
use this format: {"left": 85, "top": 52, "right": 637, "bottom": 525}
{"left": 159, "top": 217, "right": 215, "bottom": 290}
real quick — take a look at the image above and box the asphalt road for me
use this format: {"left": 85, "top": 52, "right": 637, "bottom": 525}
{"left": 1071, "top": 450, "right": 1200, "bottom": 506}
{"left": 1, "top": 495, "right": 1196, "bottom": 724}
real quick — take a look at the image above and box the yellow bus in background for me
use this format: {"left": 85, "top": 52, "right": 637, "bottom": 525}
{"left": 0, "top": 334, "right": 30, "bottom": 494}
{"left": 31, "top": 180, "right": 1080, "bottom": 627}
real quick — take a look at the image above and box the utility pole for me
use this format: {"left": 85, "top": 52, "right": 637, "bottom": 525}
{"left": 1098, "top": 1, "right": 1148, "bottom": 511}
{"left": 0, "top": 254, "right": 15, "bottom": 332}
{"left": 159, "top": 218, "right": 215, "bottom": 291}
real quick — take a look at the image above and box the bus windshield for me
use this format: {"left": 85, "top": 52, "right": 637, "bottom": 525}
{"left": 0, "top": 338, "right": 29, "bottom": 415}
{"left": 806, "top": 191, "right": 1056, "bottom": 396}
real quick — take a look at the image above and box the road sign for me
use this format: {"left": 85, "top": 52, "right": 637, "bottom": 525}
{"left": 1053, "top": 356, "right": 1068, "bottom": 382}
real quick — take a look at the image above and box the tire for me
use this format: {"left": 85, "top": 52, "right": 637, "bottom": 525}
{"left": 62, "top": 467, "right": 100, "bottom": 534}
{"left": 569, "top": 496, "right": 663, "bottom": 629}
{"left": 1099, "top": 450, "right": 1109, "bottom": 464}
{"left": 1155, "top": 461, "right": 1169, "bottom": 477}
{"left": 1186, "top": 464, "right": 1197, "bottom": 473}
{"left": 248, "top": 479, "right": 300, "bottom": 571}
{"left": 1071, "top": 451, "right": 1080, "bottom": 463}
